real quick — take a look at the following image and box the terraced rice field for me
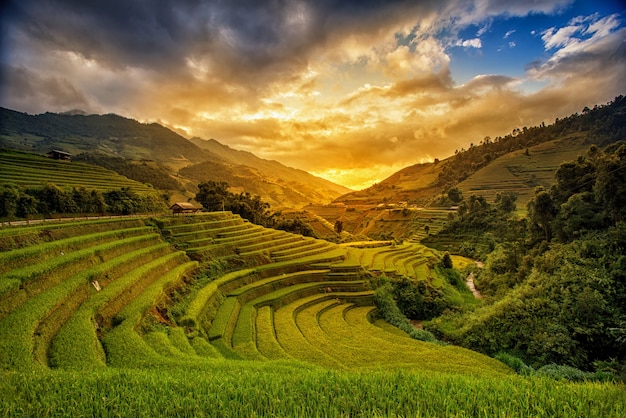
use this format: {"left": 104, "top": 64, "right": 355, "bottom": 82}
{"left": 2, "top": 211, "right": 625, "bottom": 416}
{"left": 409, "top": 208, "right": 453, "bottom": 241}
{"left": 456, "top": 137, "right": 588, "bottom": 208}
{"left": 0, "top": 211, "right": 501, "bottom": 373}
{"left": 0, "top": 149, "right": 159, "bottom": 195}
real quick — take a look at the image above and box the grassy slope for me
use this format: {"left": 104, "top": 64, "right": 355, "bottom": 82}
{"left": 334, "top": 162, "right": 443, "bottom": 206}
{"left": 456, "top": 135, "right": 588, "bottom": 211}
{"left": 190, "top": 137, "right": 352, "bottom": 197}
{"left": 0, "top": 149, "right": 160, "bottom": 196}
{"left": 0, "top": 108, "right": 351, "bottom": 208}
{"left": 0, "top": 214, "right": 624, "bottom": 415}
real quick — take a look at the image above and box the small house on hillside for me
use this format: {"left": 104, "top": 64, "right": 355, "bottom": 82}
{"left": 170, "top": 202, "right": 200, "bottom": 215}
{"left": 47, "top": 150, "right": 72, "bottom": 161}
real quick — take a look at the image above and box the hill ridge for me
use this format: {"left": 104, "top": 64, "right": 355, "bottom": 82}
{"left": 0, "top": 107, "right": 350, "bottom": 208}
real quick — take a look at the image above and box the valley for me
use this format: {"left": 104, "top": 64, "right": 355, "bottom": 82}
{"left": 1, "top": 97, "right": 625, "bottom": 416}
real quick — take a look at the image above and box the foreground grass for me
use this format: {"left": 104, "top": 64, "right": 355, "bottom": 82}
{"left": 1, "top": 366, "right": 624, "bottom": 417}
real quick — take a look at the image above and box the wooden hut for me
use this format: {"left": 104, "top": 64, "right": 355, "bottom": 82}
{"left": 47, "top": 150, "right": 72, "bottom": 161}
{"left": 170, "top": 202, "right": 200, "bottom": 215}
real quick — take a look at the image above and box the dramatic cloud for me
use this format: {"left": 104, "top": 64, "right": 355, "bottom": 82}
{"left": 1, "top": 0, "right": 624, "bottom": 189}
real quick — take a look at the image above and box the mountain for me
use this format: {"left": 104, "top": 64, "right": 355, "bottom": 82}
{"left": 334, "top": 96, "right": 626, "bottom": 209}
{"left": 0, "top": 107, "right": 350, "bottom": 208}
{"left": 333, "top": 161, "right": 444, "bottom": 206}
{"left": 0, "top": 107, "right": 217, "bottom": 169}
{"left": 60, "top": 109, "right": 89, "bottom": 116}
{"left": 187, "top": 137, "right": 351, "bottom": 208}
{"left": 308, "top": 96, "right": 626, "bottom": 241}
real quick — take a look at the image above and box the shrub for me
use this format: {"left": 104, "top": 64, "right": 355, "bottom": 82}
{"left": 495, "top": 352, "right": 533, "bottom": 376}
{"left": 374, "top": 282, "right": 438, "bottom": 343}
{"left": 441, "top": 252, "right": 453, "bottom": 269}
{"left": 535, "top": 364, "right": 595, "bottom": 382}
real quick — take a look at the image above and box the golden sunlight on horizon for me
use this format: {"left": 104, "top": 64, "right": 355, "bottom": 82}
{"left": 2, "top": 0, "right": 624, "bottom": 189}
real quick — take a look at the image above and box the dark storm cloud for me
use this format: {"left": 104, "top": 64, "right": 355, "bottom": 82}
{"left": 0, "top": 63, "right": 90, "bottom": 110}
{"left": 4, "top": 0, "right": 205, "bottom": 70}
{"left": 1, "top": 0, "right": 622, "bottom": 189}
{"left": 1, "top": 0, "right": 439, "bottom": 81}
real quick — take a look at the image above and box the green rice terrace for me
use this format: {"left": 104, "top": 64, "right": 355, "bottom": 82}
{"left": 0, "top": 149, "right": 159, "bottom": 196}
{"left": 455, "top": 137, "right": 588, "bottom": 211}
{"left": 1, "top": 212, "right": 624, "bottom": 416}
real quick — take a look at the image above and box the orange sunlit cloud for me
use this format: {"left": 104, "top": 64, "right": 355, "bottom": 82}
{"left": 1, "top": 0, "right": 624, "bottom": 189}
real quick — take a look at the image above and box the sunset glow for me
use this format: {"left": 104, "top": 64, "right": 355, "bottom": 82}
{"left": 1, "top": 0, "right": 624, "bottom": 189}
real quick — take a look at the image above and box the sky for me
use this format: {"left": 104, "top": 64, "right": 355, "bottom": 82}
{"left": 1, "top": 0, "right": 625, "bottom": 190}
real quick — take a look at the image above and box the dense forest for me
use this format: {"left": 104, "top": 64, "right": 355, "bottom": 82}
{"left": 424, "top": 141, "right": 626, "bottom": 377}
{"left": 0, "top": 184, "right": 168, "bottom": 217}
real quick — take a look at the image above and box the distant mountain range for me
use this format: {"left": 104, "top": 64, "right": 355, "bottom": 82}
{"left": 334, "top": 95, "right": 626, "bottom": 210}
{"left": 1, "top": 96, "right": 623, "bottom": 212}
{"left": 0, "top": 107, "right": 351, "bottom": 208}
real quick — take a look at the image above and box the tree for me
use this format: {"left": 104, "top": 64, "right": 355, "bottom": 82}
{"left": 35, "top": 183, "right": 75, "bottom": 214}
{"left": 552, "top": 156, "right": 596, "bottom": 205}
{"left": 104, "top": 187, "right": 139, "bottom": 215}
{"left": 334, "top": 220, "right": 343, "bottom": 234}
{"left": 0, "top": 185, "right": 20, "bottom": 218}
{"left": 594, "top": 144, "right": 626, "bottom": 224}
{"left": 15, "top": 194, "right": 39, "bottom": 218}
{"left": 552, "top": 192, "right": 603, "bottom": 242}
{"left": 447, "top": 187, "right": 463, "bottom": 204}
{"left": 274, "top": 217, "right": 316, "bottom": 237}
{"left": 195, "top": 181, "right": 272, "bottom": 226}
{"left": 442, "top": 252, "right": 453, "bottom": 269}
{"left": 527, "top": 187, "right": 556, "bottom": 242}
{"left": 196, "top": 181, "right": 229, "bottom": 212}
{"left": 494, "top": 192, "right": 517, "bottom": 213}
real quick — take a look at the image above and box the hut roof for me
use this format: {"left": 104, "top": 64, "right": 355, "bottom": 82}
{"left": 170, "top": 202, "right": 200, "bottom": 211}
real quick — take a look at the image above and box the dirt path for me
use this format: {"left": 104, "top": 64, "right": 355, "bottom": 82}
{"left": 465, "top": 272, "right": 482, "bottom": 299}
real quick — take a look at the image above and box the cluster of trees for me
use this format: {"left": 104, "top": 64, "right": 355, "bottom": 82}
{"left": 436, "top": 96, "right": 626, "bottom": 186}
{"left": 73, "top": 153, "right": 183, "bottom": 191}
{"left": 527, "top": 142, "right": 626, "bottom": 243}
{"left": 425, "top": 143, "right": 626, "bottom": 374}
{"left": 195, "top": 181, "right": 272, "bottom": 226}
{"left": 0, "top": 184, "right": 168, "bottom": 218}
{"left": 195, "top": 181, "right": 318, "bottom": 237}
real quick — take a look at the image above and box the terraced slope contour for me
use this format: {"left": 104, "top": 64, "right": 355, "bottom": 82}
{"left": 0, "top": 212, "right": 509, "bottom": 376}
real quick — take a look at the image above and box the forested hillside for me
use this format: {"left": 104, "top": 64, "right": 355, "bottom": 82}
{"left": 0, "top": 107, "right": 213, "bottom": 166}
{"left": 425, "top": 141, "right": 626, "bottom": 375}
{"left": 0, "top": 108, "right": 350, "bottom": 208}
{"left": 334, "top": 96, "right": 626, "bottom": 209}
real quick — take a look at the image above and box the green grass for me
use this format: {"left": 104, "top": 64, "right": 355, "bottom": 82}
{"left": 256, "top": 305, "right": 292, "bottom": 360}
{"left": 47, "top": 245, "right": 182, "bottom": 370}
{"left": 101, "top": 261, "right": 199, "bottom": 368}
{"left": 0, "top": 241, "right": 175, "bottom": 371}
{"left": 456, "top": 137, "right": 589, "bottom": 208}
{"left": 274, "top": 294, "right": 345, "bottom": 369}
{"left": 0, "top": 234, "right": 163, "bottom": 318}
{"left": 1, "top": 212, "right": 624, "bottom": 416}
{"left": 0, "top": 226, "right": 154, "bottom": 275}
{"left": 1, "top": 368, "right": 624, "bottom": 417}
{"left": 0, "top": 149, "right": 159, "bottom": 195}
{"left": 180, "top": 268, "right": 256, "bottom": 330}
